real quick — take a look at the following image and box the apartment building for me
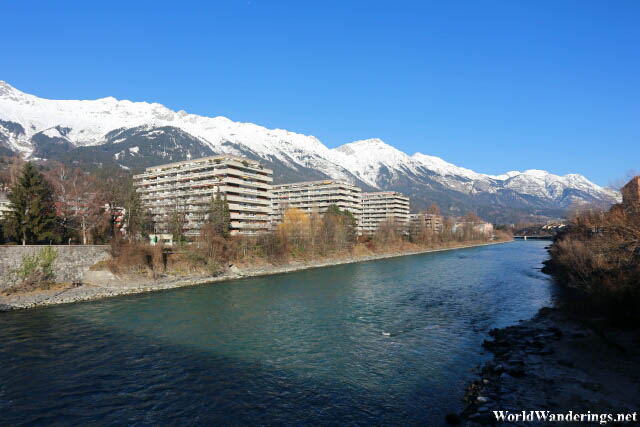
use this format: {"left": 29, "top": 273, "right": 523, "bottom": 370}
{"left": 408, "top": 212, "right": 443, "bottom": 233}
{"left": 360, "top": 191, "right": 410, "bottom": 234}
{"left": 133, "top": 155, "right": 273, "bottom": 236}
{"left": 271, "top": 180, "right": 362, "bottom": 225}
{"left": 0, "top": 191, "right": 11, "bottom": 219}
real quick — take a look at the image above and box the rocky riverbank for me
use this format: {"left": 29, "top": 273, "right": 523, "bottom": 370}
{"left": 456, "top": 307, "right": 640, "bottom": 426}
{"left": 0, "top": 240, "right": 511, "bottom": 311}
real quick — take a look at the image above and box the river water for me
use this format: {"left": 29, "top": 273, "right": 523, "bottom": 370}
{"left": 0, "top": 241, "right": 553, "bottom": 425}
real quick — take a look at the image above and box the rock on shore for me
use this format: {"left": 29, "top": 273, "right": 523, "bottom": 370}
{"left": 457, "top": 307, "right": 640, "bottom": 425}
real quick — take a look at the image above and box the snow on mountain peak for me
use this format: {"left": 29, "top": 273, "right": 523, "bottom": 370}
{"left": 330, "top": 138, "right": 415, "bottom": 187}
{"left": 0, "top": 81, "right": 620, "bottom": 212}
{"left": 521, "top": 169, "right": 551, "bottom": 178}
{"left": 0, "top": 81, "right": 26, "bottom": 100}
{"left": 0, "top": 80, "right": 13, "bottom": 91}
{"left": 412, "top": 152, "right": 484, "bottom": 180}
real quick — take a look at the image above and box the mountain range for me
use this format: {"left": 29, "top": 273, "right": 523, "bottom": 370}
{"left": 0, "top": 80, "right": 619, "bottom": 223}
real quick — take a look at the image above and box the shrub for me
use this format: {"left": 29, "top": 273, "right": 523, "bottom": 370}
{"left": 548, "top": 205, "right": 640, "bottom": 324}
{"left": 106, "top": 240, "right": 152, "bottom": 275}
{"left": 7, "top": 247, "right": 58, "bottom": 293}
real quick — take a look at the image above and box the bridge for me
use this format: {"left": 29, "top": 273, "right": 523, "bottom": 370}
{"left": 513, "top": 235, "right": 553, "bottom": 240}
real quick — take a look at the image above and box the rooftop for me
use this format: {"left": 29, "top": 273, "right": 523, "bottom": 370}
{"left": 142, "top": 155, "right": 271, "bottom": 173}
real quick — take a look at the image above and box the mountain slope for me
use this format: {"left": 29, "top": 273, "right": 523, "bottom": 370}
{"left": 0, "top": 80, "right": 619, "bottom": 222}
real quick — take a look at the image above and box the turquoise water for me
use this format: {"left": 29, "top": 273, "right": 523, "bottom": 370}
{"left": 0, "top": 241, "right": 553, "bottom": 425}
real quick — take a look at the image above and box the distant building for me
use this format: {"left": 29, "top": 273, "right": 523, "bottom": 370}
{"left": 621, "top": 176, "right": 640, "bottom": 208}
{"left": 133, "top": 155, "right": 273, "bottom": 236}
{"left": 360, "top": 191, "right": 410, "bottom": 234}
{"left": 0, "top": 191, "right": 11, "bottom": 219}
{"left": 452, "top": 220, "right": 494, "bottom": 237}
{"left": 271, "top": 180, "right": 362, "bottom": 225}
{"left": 408, "top": 212, "right": 443, "bottom": 233}
{"left": 473, "top": 222, "right": 494, "bottom": 236}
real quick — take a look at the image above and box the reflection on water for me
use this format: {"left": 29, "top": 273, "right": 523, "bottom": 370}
{"left": 0, "top": 241, "right": 553, "bottom": 425}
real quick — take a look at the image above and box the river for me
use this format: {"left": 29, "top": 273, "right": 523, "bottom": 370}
{"left": 0, "top": 241, "right": 553, "bottom": 425}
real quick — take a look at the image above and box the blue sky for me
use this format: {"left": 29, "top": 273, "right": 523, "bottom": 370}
{"left": 2, "top": 1, "right": 639, "bottom": 186}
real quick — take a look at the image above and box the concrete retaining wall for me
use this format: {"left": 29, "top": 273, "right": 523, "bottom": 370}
{"left": 0, "top": 245, "right": 110, "bottom": 290}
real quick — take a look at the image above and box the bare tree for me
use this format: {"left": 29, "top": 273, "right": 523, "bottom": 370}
{"left": 426, "top": 203, "right": 441, "bottom": 216}
{"left": 47, "top": 164, "right": 107, "bottom": 244}
{"left": 608, "top": 169, "right": 640, "bottom": 191}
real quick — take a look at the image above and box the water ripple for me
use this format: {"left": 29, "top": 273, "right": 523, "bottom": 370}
{"left": 0, "top": 241, "right": 553, "bottom": 425}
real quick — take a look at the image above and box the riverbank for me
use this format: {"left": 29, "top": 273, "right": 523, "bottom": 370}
{"left": 458, "top": 307, "right": 640, "bottom": 425}
{"left": 0, "top": 239, "right": 511, "bottom": 312}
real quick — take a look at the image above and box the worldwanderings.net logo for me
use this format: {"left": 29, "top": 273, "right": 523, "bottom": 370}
{"left": 493, "top": 410, "right": 638, "bottom": 425}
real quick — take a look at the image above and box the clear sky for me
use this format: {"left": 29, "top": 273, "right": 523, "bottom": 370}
{"left": 2, "top": 1, "right": 638, "bottom": 186}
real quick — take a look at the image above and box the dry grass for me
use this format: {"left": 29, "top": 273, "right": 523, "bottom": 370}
{"left": 549, "top": 205, "right": 640, "bottom": 323}
{"left": 352, "top": 243, "right": 373, "bottom": 257}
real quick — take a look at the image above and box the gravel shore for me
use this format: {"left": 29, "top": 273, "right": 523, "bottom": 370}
{"left": 457, "top": 307, "right": 640, "bottom": 426}
{"left": 0, "top": 240, "right": 511, "bottom": 311}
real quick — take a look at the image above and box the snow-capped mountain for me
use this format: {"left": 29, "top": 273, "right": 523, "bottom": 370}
{"left": 330, "top": 138, "right": 617, "bottom": 202}
{"left": 0, "top": 80, "right": 620, "bottom": 222}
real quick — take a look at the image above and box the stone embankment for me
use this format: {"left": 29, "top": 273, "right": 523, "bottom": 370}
{"left": 457, "top": 307, "right": 640, "bottom": 426}
{"left": 0, "top": 240, "right": 511, "bottom": 311}
{"left": 0, "top": 245, "right": 110, "bottom": 292}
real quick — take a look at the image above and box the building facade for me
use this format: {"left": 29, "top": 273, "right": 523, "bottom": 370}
{"left": 271, "top": 180, "right": 362, "bottom": 225}
{"left": 359, "top": 191, "right": 410, "bottom": 234}
{"left": 408, "top": 212, "right": 443, "bottom": 233}
{"left": 0, "top": 191, "right": 11, "bottom": 219}
{"left": 133, "top": 155, "right": 273, "bottom": 236}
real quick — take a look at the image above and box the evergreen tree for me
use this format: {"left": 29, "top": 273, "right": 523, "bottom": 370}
{"left": 341, "top": 208, "right": 358, "bottom": 245}
{"left": 222, "top": 193, "right": 230, "bottom": 238}
{"left": 6, "top": 162, "right": 61, "bottom": 245}
{"left": 323, "top": 204, "right": 357, "bottom": 249}
{"left": 208, "top": 188, "right": 230, "bottom": 238}
{"left": 209, "top": 188, "right": 223, "bottom": 235}
{"left": 169, "top": 203, "right": 186, "bottom": 245}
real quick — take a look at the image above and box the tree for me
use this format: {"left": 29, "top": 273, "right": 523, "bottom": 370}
{"left": 426, "top": 203, "right": 441, "bottom": 216}
{"left": 47, "top": 163, "right": 108, "bottom": 244}
{"left": 222, "top": 193, "right": 230, "bottom": 237}
{"left": 5, "top": 162, "right": 61, "bottom": 245}
{"left": 91, "top": 170, "right": 153, "bottom": 242}
{"left": 409, "top": 212, "right": 433, "bottom": 245}
{"left": 8, "top": 156, "right": 25, "bottom": 187}
{"left": 278, "top": 207, "right": 311, "bottom": 253}
{"left": 208, "top": 188, "right": 230, "bottom": 238}
{"left": 375, "top": 218, "right": 401, "bottom": 246}
{"left": 169, "top": 202, "right": 187, "bottom": 245}
{"left": 321, "top": 204, "right": 357, "bottom": 252}
{"left": 120, "top": 181, "right": 151, "bottom": 241}
{"left": 459, "top": 211, "right": 482, "bottom": 241}
{"left": 442, "top": 217, "right": 456, "bottom": 242}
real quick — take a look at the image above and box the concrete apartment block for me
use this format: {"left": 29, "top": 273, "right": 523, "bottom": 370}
{"left": 271, "top": 180, "right": 362, "bottom": 225}
{"left": 360, "top": 191, "right": 410, "bottom": 234}
{"left": 133, "top": 155, "right": 273, "bottom": 236}
{"left": 408, "top": 212, "right": 443, "bottom": 233}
